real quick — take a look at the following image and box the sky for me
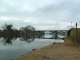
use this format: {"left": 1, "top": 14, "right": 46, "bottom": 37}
{"left": 0, "top": 0, "right": 80, "bottom": 30}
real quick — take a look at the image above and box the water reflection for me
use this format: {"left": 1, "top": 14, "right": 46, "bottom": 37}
{"left": 1, "top": 36, "right": 14, "bottom": 45}
{"left": 0, "top": 35, "right": 64, "bottom": 46}
{"left": 0, "top": 36, "right": 35, "bottom": 45}
{"left": 0, "top": 35, "right": 64, "bottom": 60}
{"left": 20, "top": 36, "right": 35, "bottom": 43}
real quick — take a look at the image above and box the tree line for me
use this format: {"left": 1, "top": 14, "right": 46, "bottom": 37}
{"left": 0, "top": 23, "right": 44, "bottom": 38}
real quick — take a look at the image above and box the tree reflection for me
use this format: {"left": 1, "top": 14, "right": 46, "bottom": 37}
{"left": 0, "top": 36, "right": 35, "bottom": 46}
{"left": 1, "top": 36, "right": 14, "bottom": 45}
{"left": 20, "top": 36, "right": 35, "bottom": 43}
{"left": 0, "top": 23, "right": 44, "bottom": 45}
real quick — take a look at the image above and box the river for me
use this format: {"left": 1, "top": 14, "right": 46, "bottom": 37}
{"left": 0, "top": 35, "right": 64, "bottom": 60}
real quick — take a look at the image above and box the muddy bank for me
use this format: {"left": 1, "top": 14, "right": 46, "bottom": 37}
{"left": 12, "top": 37, "right": 80, "bottom": 60}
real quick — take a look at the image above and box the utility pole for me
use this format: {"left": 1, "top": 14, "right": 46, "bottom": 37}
{"left": 71, "top": 21, "right": 72, "bottom": 28}
{"left": 76, "top": 22, "right": 77, "bottom": 29}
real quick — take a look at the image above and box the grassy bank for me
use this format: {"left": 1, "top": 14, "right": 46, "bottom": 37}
{"left": 67, "top": 28, "right": 80, "bottom": 46}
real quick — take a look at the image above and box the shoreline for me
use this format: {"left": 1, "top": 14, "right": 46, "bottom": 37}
{"left": 12, "top": 37, "right": 80, "bottom": 60}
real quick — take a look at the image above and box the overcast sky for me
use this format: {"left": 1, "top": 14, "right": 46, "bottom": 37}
{"left": 0, "top": 0, "right": 80, "bottom": 30}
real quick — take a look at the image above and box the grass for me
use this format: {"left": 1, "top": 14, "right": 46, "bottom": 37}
{"left": 68, "top": 28, "right": 80, "bottom": 46}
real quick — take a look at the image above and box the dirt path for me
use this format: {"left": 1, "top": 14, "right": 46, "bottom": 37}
{"left": 13, "top": 38, "right": 80, "bottom": 60}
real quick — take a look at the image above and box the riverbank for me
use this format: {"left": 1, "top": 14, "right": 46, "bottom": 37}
{"left": 13, "top": 37, "right": 80, "bottom": 60}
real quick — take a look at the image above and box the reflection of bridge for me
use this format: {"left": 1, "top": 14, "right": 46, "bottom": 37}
{"left": 36, "top": 30, "right": 68, "bottom": 39}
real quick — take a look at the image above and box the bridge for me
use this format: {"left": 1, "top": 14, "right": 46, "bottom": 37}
{"left": 36, "top": 29, "right": 68, "bottom": 31}
{"left": 36, "top": 29, "right": 69, "bottom": 39}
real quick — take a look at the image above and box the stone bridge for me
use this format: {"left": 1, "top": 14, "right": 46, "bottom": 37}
{"left": 36, "top": 30, "right": 68, "bottom": 39}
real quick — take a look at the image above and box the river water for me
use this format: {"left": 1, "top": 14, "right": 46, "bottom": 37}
{"left": 0, "top": 35, "right": 64, "bottom": 60}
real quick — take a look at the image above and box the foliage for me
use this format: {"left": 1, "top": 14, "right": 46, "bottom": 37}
{"left": 2, "top": 23, "right": 13, "bottom": 31}
{"left": 0, "top": 23, "right": 45, "bottom": 45}
{"left": 20, "top": 25, "right": 35, "bottom": 37}
{"left": 0, "top": 23, "right": 44, "bottom": 38}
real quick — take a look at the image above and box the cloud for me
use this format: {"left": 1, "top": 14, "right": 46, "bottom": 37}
{"left": 0, "top": 0, "right": 80, "bottom": 30}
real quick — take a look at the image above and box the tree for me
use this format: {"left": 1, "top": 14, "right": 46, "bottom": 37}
{"left": 24, "top": 25, "right": 35, "bottom": 31}
{"left": 2, "top": 23, "right": 13, "bottom": 31}
{"left": 1, "top": 23, "right": 14, "bottom": 36}
{"left": 19, "top": 25, "right": 35, "bottom": 36}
